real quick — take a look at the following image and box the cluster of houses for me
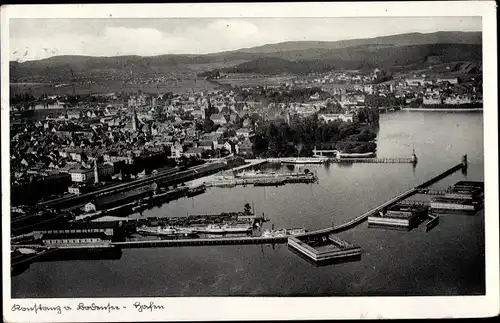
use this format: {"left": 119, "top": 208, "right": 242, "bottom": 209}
{"left": 10, "top": 89, "right": 265, "bottom": 202}
{"left": 294, "top": 70, "right": 382, "bottom": 85}
{"left": 400, "top": 75, "right": 481, "bottom": 105}
{"left": 288, "top": 68, "right": 482, "bottom": 108}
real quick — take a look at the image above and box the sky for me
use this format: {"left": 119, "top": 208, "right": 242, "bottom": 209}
{"left": 9, "top": 17, "right": 482, "bottom": 61}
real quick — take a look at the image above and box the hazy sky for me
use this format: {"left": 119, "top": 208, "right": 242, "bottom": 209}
{"left": 9, "top": 17, "right": 481, "bottom": 61}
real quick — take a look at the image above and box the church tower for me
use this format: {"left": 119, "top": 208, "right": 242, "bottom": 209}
{"left": 132, "top": 104, "right": 138, "bottom": 132}
{"left": 201, "top": 104, "right": 206, "bottom": 120}
{"left": 94, "top": 159, "right": 99, "bottom": 184}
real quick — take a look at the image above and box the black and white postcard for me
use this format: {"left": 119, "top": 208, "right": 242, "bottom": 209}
{"left": 1, "top": 2, "right": 498, "bottom": 321}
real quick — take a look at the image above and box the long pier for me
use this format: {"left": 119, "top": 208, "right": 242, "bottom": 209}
{"left": 112, "top": 236, "right": 289, "bottom": 248}
{"left": 246, "top": 156, "right": 416, "bottom": 165}
{"left": 329, "top": 157, "right": 415, "bottom": 164}
{"left": 416, "top": 163, "right": 463, "bottom": 189}
{"left": 295, "top": 161, "right": 465, "bottom": 239}
{"left": 230, "top": 160, "right": 268, "bottom": 173}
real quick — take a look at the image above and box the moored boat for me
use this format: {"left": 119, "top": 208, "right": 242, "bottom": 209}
{"left": 262, "top": 227, "right": 307, "bottom": 237}
{"left": 136, "top": 225, "right": 198, "bottom": 237}
{"left": 198, "top": 224, "right": 253, "bottom": 234}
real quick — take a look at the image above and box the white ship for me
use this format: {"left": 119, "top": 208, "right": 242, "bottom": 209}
{"left": 137, "top": 225, "right": 198, "bottom": 237}
{"left": 199, "top": 224, "right": 253, "bottom": 234}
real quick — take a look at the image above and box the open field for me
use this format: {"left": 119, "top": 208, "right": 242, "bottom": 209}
{"left": 10, "top": 78, "right": 220, "bottom": 97}
{"left": 217, "top": 74, "right": 297, "bottom": 87}
{"left": 184, "top": 60, "right": 248, "bottom": 72}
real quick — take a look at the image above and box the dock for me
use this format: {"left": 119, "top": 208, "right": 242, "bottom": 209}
{"left": 230, "top": 159, "right": 268, "bottom": 173}
{"left": 112, "top": 236, "right": 288, "bottom": 248}
{"left": 288, "top": 234, "right": 361, "bottom": 264}
{"left": 267, "top": 157, "right": 328, "bottom": 164}
{"left": 206, "top": 173, "right": 318, "bottom": 188}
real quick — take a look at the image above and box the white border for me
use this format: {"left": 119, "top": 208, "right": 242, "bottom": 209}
{"left": 1, "top": 2, "right": 498, "bottom": 321}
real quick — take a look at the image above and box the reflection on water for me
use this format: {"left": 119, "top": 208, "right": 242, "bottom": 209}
{"left": 12, "top": 112, "right": 485, "bottom": 297}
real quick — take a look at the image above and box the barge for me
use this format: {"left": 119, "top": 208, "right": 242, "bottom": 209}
{"left": 288, "top": 234, "right": 361, "bottom": 264}
{"left": 430, "top": 197, "right": 479, "bottom": 214}
{"left": 429, "top": 180, "right": 484, "bottom": 214}
{"left": 368, "top": 203, "right": 428, "bottom": 229}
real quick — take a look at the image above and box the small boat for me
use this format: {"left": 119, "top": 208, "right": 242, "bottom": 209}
{"left": 262, "top": 228, "right": 287, "bottom": 237}
{"left": 262, "top": 228, "right": 307, "bottom": 237}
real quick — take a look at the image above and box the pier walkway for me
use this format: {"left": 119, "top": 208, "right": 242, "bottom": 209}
{"left": 243, "top": 156, "right": 416, "bottom": 165}
{"left": 230, "top": 159, "right": 268, "bottom": 173}
{"left": 329, "top": 157, "right": 415, "bottom": 164}
{"left": 295, "top": 161, "right": 465, "bottom": 239}
{"left": 112, "top": 236, "right": 289, "bottom": 248}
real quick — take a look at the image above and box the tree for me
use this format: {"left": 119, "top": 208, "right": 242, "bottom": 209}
{"left": 203, "top": 119, "right": 216, "bottom": 133}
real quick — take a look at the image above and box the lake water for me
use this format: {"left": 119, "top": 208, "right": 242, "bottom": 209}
{"left": 11, "top": 111, "right": 485, "bottom": 297}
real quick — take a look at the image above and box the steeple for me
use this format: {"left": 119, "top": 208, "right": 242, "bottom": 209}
{"left": 132, "top": 104, "right": 138, "bottom": 132}
{"left": 94, "top": 159, "right": 99, "bottom": 184}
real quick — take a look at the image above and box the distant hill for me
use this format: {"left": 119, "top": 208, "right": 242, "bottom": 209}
{"left": 10, "top": 54, "right": 215, "bottom": 82}
{"left": 10, "top": 31, "right": 482, "bottom": 82}
{"left": 217, "top": 31, "right": 481, "bottom": 55}
{"left": 220, "top": 43, "right": 482, "bottom": 75}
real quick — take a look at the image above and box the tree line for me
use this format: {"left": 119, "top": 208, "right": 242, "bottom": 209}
{"left": 252, "top": 109, "right": 379, "bottom": 157}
